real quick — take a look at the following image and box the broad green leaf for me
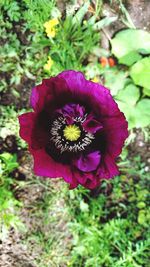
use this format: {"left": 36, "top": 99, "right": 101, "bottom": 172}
{"left": 143, "top": 87, "right": 150, "bottom": 96}
{"left": 111, "top": 29, "right": 150, "bottom": 66}
{"left": 116, "top": 84, "right": 140, "bottom": 106}
{"left": 130, "top": 57, "right": 150, "bottom": 89}
{"left": 104, "top": 69, "right": 128, "bottom": 96}
{"left": 118, "top": 51, "right": 142, "bottom": 66}
{"left": 116, "top": 89, "right": 150, "bottom": 129}
{"left": 134, "top": 99, "right": 150, "bottom": 128}
{"left": 116, "top": 101, "right": 136, "bottom": 129}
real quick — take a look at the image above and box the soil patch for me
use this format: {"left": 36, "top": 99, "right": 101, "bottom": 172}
{"left": 0, "top": 76, "right": 34, "bottom": 109}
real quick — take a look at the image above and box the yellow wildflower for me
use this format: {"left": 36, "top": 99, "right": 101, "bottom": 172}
{"left": 83, "top": 20, "right": 87, "bottom": 25}
{"left": 44, "top": 56, "right": 54, "bottom": 71}
{"left": 91, "top": 77, "right": 99, "bottom": 83}
{"left": 44, "top": 18, "right": 59, "bottom": 38}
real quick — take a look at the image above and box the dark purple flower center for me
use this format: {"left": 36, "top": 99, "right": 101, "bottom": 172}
{"left": 50, "top": 115, "right": 95, "bottom": 154}
{"left": 45, "top": 103, "right": 105, "bottom": 167}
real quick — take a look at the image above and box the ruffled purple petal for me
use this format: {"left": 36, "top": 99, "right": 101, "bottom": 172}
{"left": 58, "top": 71, "right": 120, "bottom": 117}
{"left": 58, "top": 70, "right": 86, "bottom": 96}
{"left": 30, "top": 147, "right": 76, "bottom": 185}
{"left": 83, "top": 114, "right": 103, "bottom": 134}
{"left": 101, "top": 113, "right": 128, "bottom": 157}
{"left": 31, "top": 122, "right": 49, "bottom": 150}
{"left": 80, "top": 173, "right": 100, "bottom": 189}
{"left": 69, "top": 180, "right": 79, "bottom": 189}
{"left": 84, "top": 177, "right": 100, "bottom": 189}
{"left": 30, "top": 77, "right": 70, "bottom": 113}
{"left": 19, "top": 112, "right": 49, "bottom": 150}
{"left": 30, "top": 83, "right": 52, "bottom": 113}
{"left": 73, "top": 151, "right": 101, "bottom": 172}
{"left": 97, "top": 154, "right": 119, "bottom": 179}
{"left": 18, "top": 112, "right": 36, "bottom": 146}
{"left": 72, "top": 171, "right": 100, "bottom": 189}
{"left": 55, "top": 103, "right": 85, "bottom": 124}
{"left": 74, "top": 171, "right": 88, "bottom": 184}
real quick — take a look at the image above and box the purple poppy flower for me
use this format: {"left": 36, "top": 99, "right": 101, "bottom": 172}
{"left": 19, "top": 70, "right": 128, "bottom": 189}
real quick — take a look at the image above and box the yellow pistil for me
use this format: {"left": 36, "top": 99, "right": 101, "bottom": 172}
{"left": 44, "top": 18, "right": 59, "bottom": 38}
{"left": 63, "top": 125, "right": 81, "bottom": 142}
{"left": 44, "top": 56, "right": 54, "bottom": 71}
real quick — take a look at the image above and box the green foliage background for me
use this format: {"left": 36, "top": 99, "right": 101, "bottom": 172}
{"left": 0, "top": 0, "right": 150, "bottom": 266}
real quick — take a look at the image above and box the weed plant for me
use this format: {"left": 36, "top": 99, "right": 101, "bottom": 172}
{"left": 67, "top": 173, "right": 150, "bottom": 267}
{"left": 0, "top": 152, "right": 24, "bottom": 240}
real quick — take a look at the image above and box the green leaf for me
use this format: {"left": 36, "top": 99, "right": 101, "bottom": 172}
{"left": 134, "top": 99, "right": 150, "bottom": 128}
{"left": 72, "top": 1, "right": 90, "bottom": 25}
{"left": 111, "top": 29, "right": 150, "bottom": 65}
{"left": 130, "top": 57, "right": 150, "bottom": 89}
{"left": 104, "top": 69, "right": 128, "bottom": 96}
{"left": 80, "top": 200, "right": 89, "bottom": 212}
{"left": 143, "top": 87, "right": 150, "bottom": 96}
{"left": 93, "top": 16, "right": 117, "bottom": 31}
{"left": 116, "top": 84, "right": 140, "bottom": 106}
{"left": 117, "top": 98, "right": 150, "bottom": 129}
{"left": 116, "top": 85, "right": 150, "bottom": 129}
{"left": 116, "top": 101, "right": 135, "bottom": 129}
{"left": 138, "top": 210, "right": 147, "bottom": 225}
{"left": 137, "top": 202, "right": 146, "bottom": 209}
{"left": 119, "top": 51, "right": 142, "bottom": 66}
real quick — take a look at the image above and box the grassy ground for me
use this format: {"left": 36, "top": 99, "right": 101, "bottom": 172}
{"left": 0, "top": 1, "right": 150, "bottom": 266}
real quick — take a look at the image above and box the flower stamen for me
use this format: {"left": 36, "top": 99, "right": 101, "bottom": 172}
{"left": 50, "top": 116, "right": 94, "bottom": 154}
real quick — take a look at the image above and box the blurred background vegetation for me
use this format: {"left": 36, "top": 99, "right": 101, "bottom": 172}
{"left": 0, "top": 0, "right": 150, "bottom": 266}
